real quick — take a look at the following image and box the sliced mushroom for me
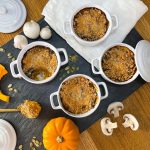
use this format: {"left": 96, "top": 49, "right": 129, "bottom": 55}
{"left": 122, "top": 114, "right": 139, "bottom": 131}
{"left": 100, "top": 117, "right": 118, "bottom": 136}
{"left": 107, "top": 102, "right": 124, "bottom": 118}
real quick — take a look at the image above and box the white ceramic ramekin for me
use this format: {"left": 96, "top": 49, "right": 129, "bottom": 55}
{"left": 64, "top": 5, "right": 118, "bottom": 46}
{"left": 10, "top": 41, "right": 69, "bottom": 84}
{"left": 91, "top": 43, "right": 139, "bottom": 85}
{"left": 50, "top": 74, "right": 108, "bottom": 118}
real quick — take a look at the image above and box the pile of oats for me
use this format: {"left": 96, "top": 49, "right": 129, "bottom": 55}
{"left": 59, "top": 54, "right": 79, "bottom": 81}
{"left": 0, "top": 47, "right": 16, "bottom": 62}
{"left": 30, "top": 137, "right": 42, "bottom": 150}
{"left": 8, "top": 84, "right": 18, "bottom": 93}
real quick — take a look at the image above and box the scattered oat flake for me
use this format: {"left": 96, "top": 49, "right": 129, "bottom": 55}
{"left": 30, "top": 137, "right": 42, "bottom": 149}
{"left": 8, "top": 87, "right": 13, "bottom": 91}
{"left": 76, "top": 67, "right": 79, "bottom": 70}
{"left": 8, "top": 55, "right": 13, "bottom": 59}
{"left": 0, "top": 48, "right": 5, "bottom": 52}
{"left": 8, "top": 84, "right": 12, "bottom": 88}
{"left": 39, "top": 142, "right": 42, "bottom": 146}
{"left": 65, "top": 66, "right": 70, "bottom": 70}
{"left": 30, "top": 142, "right": 33, "bottom": 147}
{"left": 18, "top": 145, "right": 23, "bottom": 149}
{"left": 7, "top": 53, "right": 11, "bottom": 57}
{"left": 59, "top": 77, "right": 63, "bottom": 80}
{"left": 59, "top": 65, "right": 79, "bottom": 80}
{"left": 13, "top": 89, "right": 18, "bottom": 93}
{"left": 35, "top": 140, "right": 39, "bottom": 144}
{"left": 12, "top": 57, "right": 16, "bottom": 61}
{"left": 69, "top": 55, "right": 78, "bottom": 62}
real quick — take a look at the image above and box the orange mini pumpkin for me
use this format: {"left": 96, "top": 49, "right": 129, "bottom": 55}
{"left": 0, "top": 64, "right": 8, "bottom": 80}
{"left": 43, "top": 117, "right": 80, "bottom": 150}
{"left": 0, "top": 91, "right": 10, "bottom": 102}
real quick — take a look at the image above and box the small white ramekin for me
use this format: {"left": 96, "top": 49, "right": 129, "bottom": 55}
{"left": 64, "top": 4, "right": 118, "bottom": 46}
{"left": 10, "top": 41, "right": 69, "bottom": 84}
{"left": 91, "top": 43, "right": 139, "bottom": 85}
{"left": 50, "top": 74, "right": 108, "bottom": 118}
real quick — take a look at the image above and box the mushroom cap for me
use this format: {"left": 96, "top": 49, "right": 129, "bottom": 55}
{"left": 122, "top": 114, "right": 139, "bottom": 131}
{"left": 107, "top": 102, "right": 124, "bottom": 118}
{"left": 100, "top": 117, "right": 118, "bottom": 136}
{"left": 23, "top": 20, "right": 40, "bottom": 39}
{"left": 40, "top": 26, "right": 52, "bottom": 40}
{"left": 14, "top": 35, "right": 28, "bottom": 49}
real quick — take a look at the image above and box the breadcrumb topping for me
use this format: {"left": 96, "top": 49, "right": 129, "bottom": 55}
{"left": 22, "top": 46, "right": 58, "bottom": 81}
{"left": 73, "top": 7, "right": 109, "bottom": 41}
{"left": 60, "top": 76, "right": 98, "bottom": 114}
{"left": 102, "top": 46, "right": 137, "bottom": 82}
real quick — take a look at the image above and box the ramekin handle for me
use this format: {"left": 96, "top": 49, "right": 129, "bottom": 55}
{"left": 50, "top": 91, "right": 61, "bottom": 110}
{"left": 91, "top": 58, "right": 101, "bottom": 74}
{"left": 97, "top": 82, "right": 108, "bottom": 100}
{"left": 10, "top": 60, "right": 22, "bottom": 78}
{"left": 58, "top": 48, "right": 69, "bottom": 66}
{"left": 64, "top": 21, "right": 72, "bottom": 35}
{"left": 111, "top": 15, "right": 119, "bottom": 32}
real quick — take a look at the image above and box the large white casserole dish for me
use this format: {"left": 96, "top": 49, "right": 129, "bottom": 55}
{"left": 91, "top": 40, "right": 150, "bottom": 85}
{"left": 10, "top": 41, "right": 69, "bottom": 84}
{"left": 64, "top": 4, "right": 118, "bottom": 46}
{"left": 50, "top": 74, "right": 108, "bottom": 118}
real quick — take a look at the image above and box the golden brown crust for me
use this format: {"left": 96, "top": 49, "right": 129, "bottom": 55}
{"left": 60, "top": 76, "right": 98, "bottom": 114}
{"left": 22, "top": 46, "right": 58, "bottom": 81}
{"left": 102, "top": 46, "right": 137, "bottom": 82}
{"left": 73, "top": 7, "right": 109, "bottom": 41}
{"left": 18, "top": 100, "right": 41, "bottom": 119}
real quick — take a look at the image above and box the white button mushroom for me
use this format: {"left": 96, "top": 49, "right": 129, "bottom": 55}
{"left": 107, "top": 102, "right": 124, "bottom": 118}
{"left": 23, "top": 20, "right": 40, "bottom": 39}
{"left": 14, "top": 35, "right": 28, "bottom": 50}
{"left": 100, "top": 117, "right": 118, "bottom": 136}
{"left": 40, "top": 26, "right": 52, "bottom": 40}
{"left": 122, "top": 114, "right": 139, "bottom": 131}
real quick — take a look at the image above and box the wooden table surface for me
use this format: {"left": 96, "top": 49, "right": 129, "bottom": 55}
{"left": 0, "top": 1, "right": 150, "bottom": 150}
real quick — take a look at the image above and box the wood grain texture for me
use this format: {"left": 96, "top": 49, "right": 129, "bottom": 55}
{"left": 0, "top": 0, "right": 150, "bottom": 150}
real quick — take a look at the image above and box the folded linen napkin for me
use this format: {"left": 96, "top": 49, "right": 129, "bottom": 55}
{"left": 42, "top": 0, "right": 148, "bottom": 67}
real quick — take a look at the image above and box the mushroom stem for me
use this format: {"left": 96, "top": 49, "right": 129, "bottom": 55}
{"left": 56, "top": 136, "right": 64, "bottom": 143}
{"left": 107, "top": 102, "right": 124, "bottom": 118}
{"left": 113, "top": 110, "right": 120, "bottom": 118}
{"left": 101, "top": 117, "right": 118, "bottom": 136}
{"left": 122, "top": 122, "right": 131, "bottom": 128}
{"left": 108, "top": 121, "right": 118, "bottom": 129}
{"left": 106, "top": 121, "right": 118, "bottom": 133}
{"left": 122, "top": 114, "right": 139, "bottom": 131}
{"left": 123, "top": 118, "right": 132, "bottom": 127}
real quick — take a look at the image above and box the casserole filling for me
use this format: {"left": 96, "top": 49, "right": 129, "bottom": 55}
{"left": 22, "top": 46, "right": 58, "bottom": 81}
{"left": 60, "top": 76, "right": 98, "bottom": 114}
{"left": 73, "top": 7, "right": 109, "bottom": 41}
{"left": 102, "top": 46, "right": 137, "bottom": 82}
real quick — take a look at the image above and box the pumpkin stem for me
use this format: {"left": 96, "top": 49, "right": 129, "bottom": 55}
{"left": 56, "top": 136, "right": 64, "bottom": 143}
